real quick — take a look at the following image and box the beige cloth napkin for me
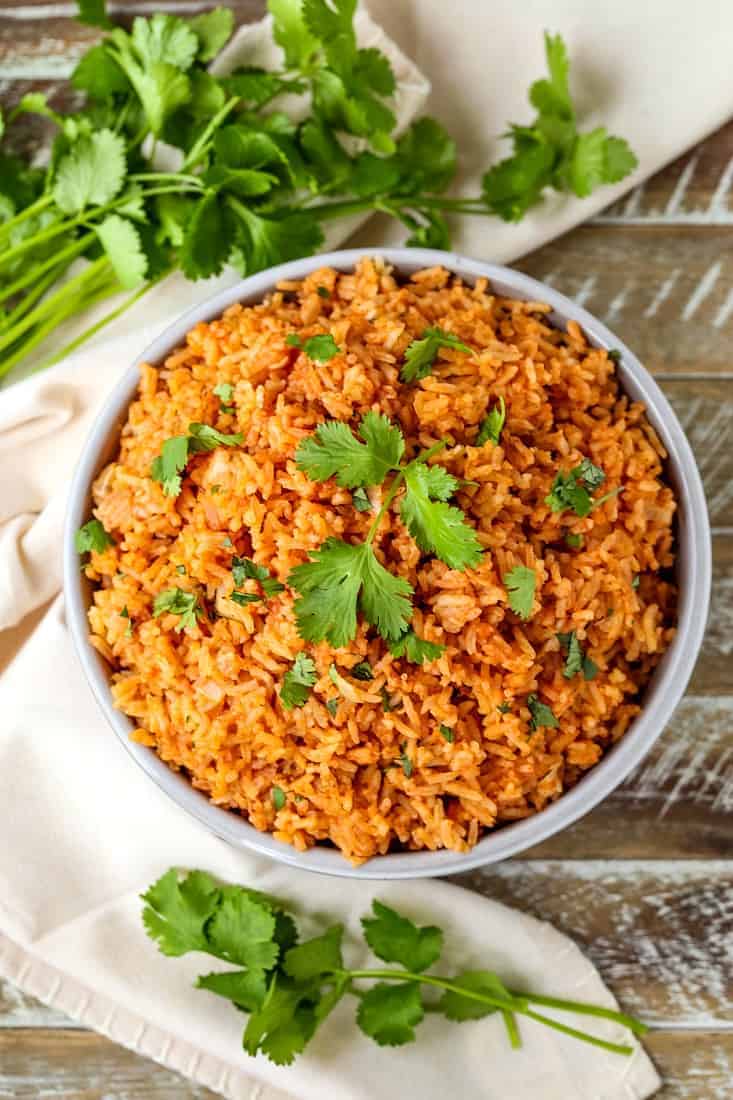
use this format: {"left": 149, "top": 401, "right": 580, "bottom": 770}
{"left": 5, "top": 0, "right": 733, "bottom": 1094}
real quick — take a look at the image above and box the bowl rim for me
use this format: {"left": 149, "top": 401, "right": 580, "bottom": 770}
{"left": 63, "top": 246, "right": 712, "bottom": 879}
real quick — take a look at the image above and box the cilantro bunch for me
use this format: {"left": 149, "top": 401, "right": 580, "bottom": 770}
{"left": 0, "top": 0, "right": 636, "bottom": 382}
{"left": 289, "top": 410, "right": 482, "bottom": 649}
{"left": 143, "top": 868, "right": 647, "bottom": 1065}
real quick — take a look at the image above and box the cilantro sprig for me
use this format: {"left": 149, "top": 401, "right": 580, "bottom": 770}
{"left": 75, "top": 518, "right": 114, "bottom": 556}
{"left": 290, "top": 412, "right": 482, "bottom": 648}
{"left": 0, "top": 1, "right": 636, "bottom": 383}
{"left": 151, "top": 422, "right": 244, "bottom": 497}
{"left": 143, "top": 868, "right": 647, "bottom": 1066}
{"left": 546, "top": 457, "right": 621, "bottom": 518}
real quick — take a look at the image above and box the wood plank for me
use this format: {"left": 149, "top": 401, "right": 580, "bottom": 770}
{"left": 0, "top": 1028, "right": 217, "bottom": 1098}
{"left": 456, "top": 861, "right": 733, "bottom": 1023}
{"left": 647, "top": 1031, "right": 733, "bottom": 1100}
{"left": 0, "top": 1, "right": 265, "bottom": 74}
{"left": 518, "top": 226, "right": 733, "bottom": 375}
{"left": 0, "top": 979, "right": 67, "bottom": 1029}
{"left": 0, "top": 1024, "right": 728, "bottom": 1099}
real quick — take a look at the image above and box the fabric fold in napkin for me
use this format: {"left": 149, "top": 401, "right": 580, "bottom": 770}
{"left": 5, "top": 0, "right": 733, "bottom": 1095}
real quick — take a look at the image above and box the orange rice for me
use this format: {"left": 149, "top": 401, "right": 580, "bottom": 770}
{"left": 85, "top": 258, "right": 677, "bottom": 863}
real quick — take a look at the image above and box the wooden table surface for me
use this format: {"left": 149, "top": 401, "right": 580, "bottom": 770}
{"left": 1, "top": 4, "right": 732, "bottom": 1097}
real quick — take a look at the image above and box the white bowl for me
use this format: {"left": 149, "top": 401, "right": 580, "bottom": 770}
{"left": 64, "top": 248, "right": 712, "bottom": 879}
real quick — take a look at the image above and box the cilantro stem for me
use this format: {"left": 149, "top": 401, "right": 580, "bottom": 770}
{"left": 31, "top": 271, "right": 168, "bottom": 374}
{"left": 365, "top": 471, "right": 405, "bottom": 545}
{"left": 0, "top": 281, "right": 109, "bottom": 381}
{"left": 0, "top": 193, "right": 54, "bottom": 240}
{"left": 0, "top": 256, "right": 110, "bottom": 356}
{"left": 181, "top": 96, "right": 240, "bottom": 171}
{"left": 590, "top": 486, "right": 624, "bottom": 512}
{"left": 128, "top": 172, "right": 204, "bottom": 189}
{"left": 0, "top": 264, "right": 62, "bottom": 329}
{"left": 516, "top": 991, "right": 647, "bottom": 1036}
{"left": 343, "top": 969, "right": 639, "bottom": 1056}
{"left": 0, "top": 236, "right": 91, "bottom": 307}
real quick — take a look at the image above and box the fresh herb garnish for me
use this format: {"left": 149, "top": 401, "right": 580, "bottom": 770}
{"left": 608, "top": 349, "right": 622, "bottom": 365}
{"left": 352, "top": 487, "right": 372, "bottom": 512}
{"left": 326, "top": 697, "right": 339, "bottom": 717}
{"left": 475, "top": 396, "right": 506, "bottom": 447}
{"left": 631, "top": 574, "right": 640, "bottom": 589}
{"left": 120, "top": 605, "right": 133, "bottom": 636}
{"left": 0, "top": 4, "right": 635, "bottom": 382}
{"left": 503, "top": 565, "right": 536, "bottom": 621}
{"left": 153, "top": 587, "right": 203, "bottom": 632}
{"left": 232, "top": 556, "right": 285, "bottom": 598}
{"left": 527, "top": 694, "right": 559, "bottom": 733}
{"left": 388, "top": 630, "right": 445, "bottom": 664}
{"left": 350, "top": 661, "right": 374, "bottom": 681}
{"left": 481, "top": 33, "right": 637, "bottom": 221}
{"left": 399, "top": 747, "right": 413, "bottom": 778}
{"left": 176, "top": 564, "right": 187, "bottom": 574}
{"left": 290, "top": 412, "right": 480, "bottom": 649}
{"left": 143, "top": 870, "right": 647, "bottom": 1065}
{"left": 497, "top": 702, "right": 512, "bottom": 714}
{"left": 271, "top": 785, "right": 286, "bottom": 811}
{"left": 213, "top": 382, "right": 235, "bottom": 414}
{"left": 280, "top": 652, "right": 317, "bottom": 710}
{"left": 439, "top": 724, "right": 454, "bottom": 743}
{"left": 316, "top": 285, "right": 330, "bottom": 298}
{"left": 151, "top": 423, "right": 243, "bottom": 497}
{"left": 380, "top": 686, "right": 394, "bottom": 712}
{"left": 557, "top": 631, "right": 598, "bottom": 681}
{"left": 75, "top": 518, "right": 114, "bottom": 555}
{"left": 564, "top": 532, "right": 584, "bottom": 549}
{"left": 546, "top": 458, "right": 607, "bottom": 517}
{"left": 286, "top": 332, "right": 340, "bottom": 361}
{"left": 401, "top": 328, "right": 472, "bottom": 384}
{"left": 230, "top": 591, "right": 262, "bottom": 606}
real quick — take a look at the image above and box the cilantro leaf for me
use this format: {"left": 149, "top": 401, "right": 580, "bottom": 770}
{"left": 272, "top": 785, "right": 286, "bottom": 810}
{"left": 243, "top": 974, "right": 319, "bottom": 1065}
{"left": 357, "top": 982, "right": 424, "bottom": 1046}
{"left": 476, "top": 396, "right": 506, "bottom": 447}
{"left": 302, "top": 333, "right": 339, "bottom": 362}
{"left": 362, "top": 900, "right": 443, "bottom": 972}
{"left": 395, "top": 118, "right": 456, "bottom": 195}
{"left": 231, "top": 203, "right": 324, "bottom": 275}
{"left": 131, "top": 13, "right": 198, "bottom": 70}
{"left": 153, "top": 587, "right": 203, "bottom": 632}
{"left": 557, "top": 631, "right": 598, "bottom": 681}
{"left": 197, "top": 968, "right": 268, "bottom": 1012}
{"left": 52, "top": 129, "right": 126, "bottom": 214}
{"left": 401, "top": 463, "right": 483, "bottom": 571}
{"left": 141, "top": 869, "right": 220, "bottom": 956}
{"left": 388, "top": 630, "right": 445, "bottom": 665}
{"left": 440, "top": 724, "right": 454, "bottom": 743}
{"left": 231, "top": 556, "right": 284, "bottom": 598}
{"left": 180, "top": 191, "right": 236, "bottom": 279}
{"left": 268, "top": 0, "right": 319, "bottom": 68}
{"left": 75, "top": 518, "right": 114, "bottom": 554}
{"left": 527, "top": 694, "right": 559, "bottom": 733}
{"left": 437, "top": 970, "right": 513, "bottom": 1021}
{"left": 603, "top": 136, "right": 638, "bottom": 183}
{"left": 222, "top": 67, "right": 305, "bottom": 107}
{"left": 303, "top": 0, "right": 356, "bottom": 44}
{"left": 401, "top": 328, "right": 472, "bottom": 384}
{"left": 188, "top": 7, "right": 235, "bottom": 62}
{"left": 188, "top": 422, "right": 244, "bottom": 452}
{"left": 280, "top": 652, "right": 317, "bottom": 710}
{"left": 108, "top": 29, "right": 192, "bottom": 136}
{"left": 546, "top": 458, "right": 606, "bottom": 517}
{"left": 352, "top": 487, "right": 372, "bottom": 512}
{"left": 296, "top": 412, "right": 404, "bottom": 488}
{"left": 283, "top": 925, "right": 344, "bottom": 980}
{"left": 529, "top": 32, "right": 572, "bottom": 119}
{"left": 503, "top": 565, "right": 536, "bottom": 620}
{"left": 350, "top": 661, "right": 373, "bottom": 681}
{"left": 75, "top": 0, "right": 113, "bottom": 29}
{"left": 95, "top": 214, "right": 148, "bottom": 289}
{"left": 151, "top": 434, "right": 189, "bottom": 496}
{"left": 72, "top": 44, "right": 129, "bottom": 98}
{"left": 289, "top": 539, "right": 413, "bottom": 647}
{"left": 206, "top": 891, "right": 279, "bottom": 971}
{"left": 214, "top": 382, "right": 234, "bottom": 405}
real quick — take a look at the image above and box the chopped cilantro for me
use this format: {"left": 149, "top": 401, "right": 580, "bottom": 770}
{"left": 497, "top": 702, "right": 512, "bottom": 714}
{"left": 389, "top": 630, "right": 445, "bottom": 665}
{"left": 475, "top": 396, "right": 506, "bottom": 447}
{"left": 401, "top": 327, "right": 472, "bottom": 384}
{"left": 350, "top": 661, "right": 374, "bottom": 681}
{"left": 564, "top": 532, "right": 584, "bottom": 549}
{"left": 153, "top": 587, "right": 203, "bottom": 632}
{"left": 230, "top": 591, "right": 262, "bottom": 606}
{"left": 527, "top": 694, "right": 559, "bottom": 733}
{"left": 280, "top": 652, "right": 317, "bottom": 710}
{"left": 352, "top": 487, "right": 372, "bottom": 512}
{"left": 271, "top": 785, "right": 286, "bottom": 811}
{"left": 176, "top": 564, "right": 187, "bottom": 574}
{"left": 557, "top": 631, "right": 598, "bottom": 681}
{"left": 503, "top": 565, "right": 536, "bottom": 620}
{"left": 439, "top": 724, "right": 454, "bottom": 743}
{"left": 326, "top": 697, "right": 339, "bottom": 717}
{"left": 151, "top": 423, "right": 243, "bottom": 497}
{"left": 75, "top": 518, "right": 114, "bottom": 555}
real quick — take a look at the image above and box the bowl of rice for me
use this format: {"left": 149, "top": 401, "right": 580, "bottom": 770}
{"left": 64, "top": 248, "right": 711, "bottom": 878}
